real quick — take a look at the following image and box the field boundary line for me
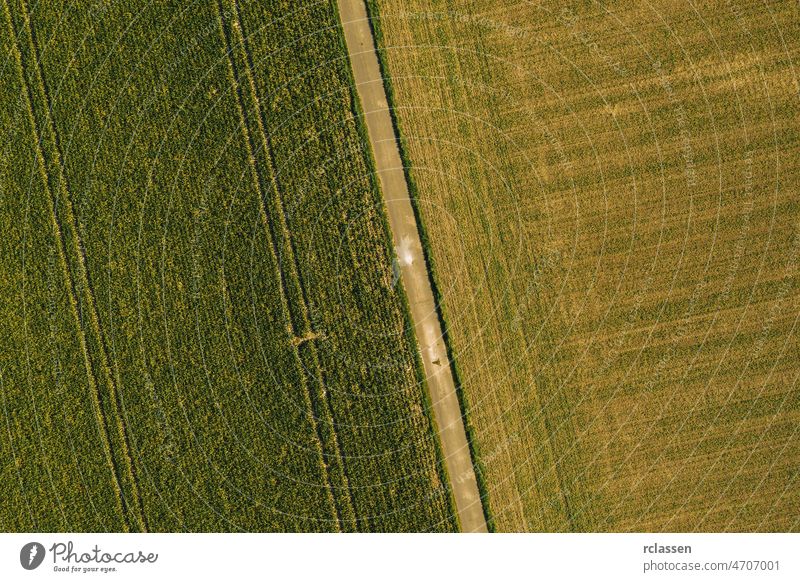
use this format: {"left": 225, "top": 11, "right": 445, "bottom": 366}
{"left": 2, "top": 0, "right": 146, "bottom": 532}
{"left": 337, "top": 0, "right": 489, "bottom": 532}
{"left": 362, "top": 0, "right": 589, "bottom": 531}
{"left": 359, "top": 0, "right": 494, "bottom": 529}
{"left": 215, "top": 0, "right": 356, "bottom": 531}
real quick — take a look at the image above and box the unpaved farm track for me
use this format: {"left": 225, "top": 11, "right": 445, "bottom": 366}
{"left": 337, "top": 0, "right": 488, "bottom": 533}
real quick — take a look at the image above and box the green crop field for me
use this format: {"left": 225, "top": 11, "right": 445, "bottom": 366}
{"left": 367, "top": 0, "right": 800, "bottom": 531}
{"left": 0, "top": 0, "right": 455, "bottom": 532}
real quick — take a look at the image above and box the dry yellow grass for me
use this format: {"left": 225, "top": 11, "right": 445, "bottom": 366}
{"left": 369, "top": 0, "right": 800, "bottom": 531}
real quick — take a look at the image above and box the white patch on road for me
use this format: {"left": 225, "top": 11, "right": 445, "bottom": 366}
{"left": 395, "top": 235, "right": 415, "bottom": 267}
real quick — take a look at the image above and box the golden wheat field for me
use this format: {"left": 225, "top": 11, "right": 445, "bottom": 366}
{"left": 367, "top": 0, "right": 800, "bottom": 531}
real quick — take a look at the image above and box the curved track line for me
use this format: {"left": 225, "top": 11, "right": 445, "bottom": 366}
{"left": 3, "top": 0, "right": 147, "bottom": 532}
{"left": 215, "top": 0, "right": 357, "bottom": 532}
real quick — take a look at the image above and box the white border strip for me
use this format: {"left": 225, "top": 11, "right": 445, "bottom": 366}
{"left": 1, "top": 533, "right": 797, "bottom": 581}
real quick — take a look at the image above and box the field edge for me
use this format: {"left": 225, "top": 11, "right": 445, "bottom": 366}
{"left": 361, "top": 0, "right": 495, "bottom": 532}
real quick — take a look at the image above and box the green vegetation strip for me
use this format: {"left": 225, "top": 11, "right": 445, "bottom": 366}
{"left": 363, "top": 0, "right": 494, "bottom": 531}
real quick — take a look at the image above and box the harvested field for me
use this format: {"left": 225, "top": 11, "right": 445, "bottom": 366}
{"left": 366, "top": 0, "right": 800, "bottom": 531}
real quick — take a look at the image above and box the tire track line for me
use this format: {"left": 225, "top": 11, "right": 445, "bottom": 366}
{"left": 215, "top": 0, "right": 356, "bottom": 531}
{"left": 225, "top": 0, "right": 358, "bottom": 532}
{"left": 3, "top": 0, "right": 128, "bottom": 530}
{"left": 4, "top": 0, "right": 148, "bottom": 532}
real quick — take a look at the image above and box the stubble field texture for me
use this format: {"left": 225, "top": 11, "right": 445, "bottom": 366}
{"left": 0, "top": 0, "right": 457, "bottom": 532}
{"left": 366, "top": 0, "right": 799, "bottom": 531}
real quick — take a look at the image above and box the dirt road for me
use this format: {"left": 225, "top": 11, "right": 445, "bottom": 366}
{"left": 337, "top": 0, "right": 488, "bottom": 533}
